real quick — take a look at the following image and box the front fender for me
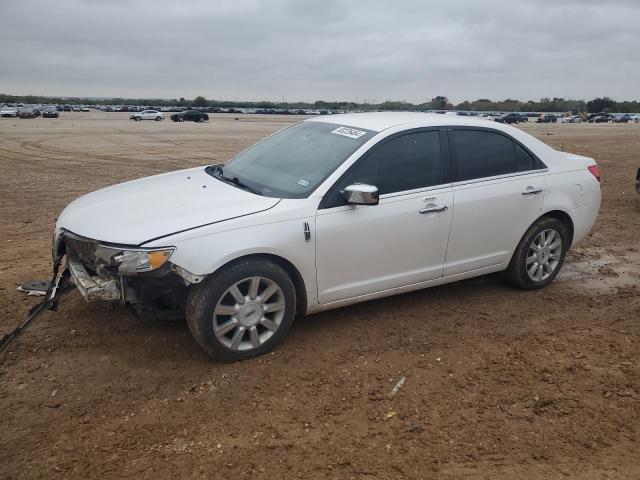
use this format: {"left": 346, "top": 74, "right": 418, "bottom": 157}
{"left": 158, "top": 217, "right": 319, "bottom": 309}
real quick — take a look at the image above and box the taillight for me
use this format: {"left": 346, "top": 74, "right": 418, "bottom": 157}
{"left": 588, "top": 165, "right": 600, "bottom": 182}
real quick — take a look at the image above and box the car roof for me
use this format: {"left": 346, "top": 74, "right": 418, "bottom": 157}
{"left": 306, "top": 111, "right": 517, "bottom": 133}
{"left": 305, "top": 111, "right": 557, "bottom": 161}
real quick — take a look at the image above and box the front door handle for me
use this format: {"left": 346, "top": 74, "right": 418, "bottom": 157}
{"left": 522, "top": 186, "right": 543, "bottom": 195}
{"left": 419, "top": 204, "right": 448, "bottom": 214}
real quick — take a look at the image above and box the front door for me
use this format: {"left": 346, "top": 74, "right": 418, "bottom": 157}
{"left": 315, "top": 129, "right": 453, "bottom": 304}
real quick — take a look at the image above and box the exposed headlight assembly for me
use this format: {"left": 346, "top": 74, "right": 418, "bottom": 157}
{"left": 95, "top": 246, "right": 175, "bottom": 274}
{"left": 115, "top": 249, "right": 174, "bottom": 274}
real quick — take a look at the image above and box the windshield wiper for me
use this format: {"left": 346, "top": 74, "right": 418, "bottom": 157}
{"left": 208, "top": 164, "right": 262, "bottom": 196}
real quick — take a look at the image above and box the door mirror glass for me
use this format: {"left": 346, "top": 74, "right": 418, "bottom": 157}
{"left": 342, "top": 184, "right": 379, "bottom": 205}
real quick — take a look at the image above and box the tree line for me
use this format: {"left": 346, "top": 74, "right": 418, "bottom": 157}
{"left": 1, "top": 93, "right": 636, "bottom": 113}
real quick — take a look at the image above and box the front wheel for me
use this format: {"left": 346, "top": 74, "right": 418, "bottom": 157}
{"left": 177, "top": 116, "right": 184, "bottom": 122}
{"left": 134, "top": 116, "right": 141, "bottom": 121}
{"left": 504, "top": 217, "right": 568, "bottom": 289}
{"left": 155, "top": 116, "right": 162, "bottom": 121}
{"left": 186, "top": 259, "right": 296, "bottom": 361}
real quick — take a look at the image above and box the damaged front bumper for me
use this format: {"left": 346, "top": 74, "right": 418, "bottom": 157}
{"left": 58, "top": 231, "right": 198, "bottom": 318}
{"left": 67, "top": 256, "right": 122, "bottom": 302}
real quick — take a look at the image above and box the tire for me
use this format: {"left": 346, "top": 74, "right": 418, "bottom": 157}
{"left": 178, "top": 116, "right": 184, "bottom": 122}
{"left": 504, "top": 217, "right": 568, "bottom": 289}
{"left": 155, "top": 116, "right": 162, "bottom": 121}
{"left": 186, "top": 259, "right": 296, "bottom": 361}
{"left": 134, "top": 116, "right": 141, "bottom": 121}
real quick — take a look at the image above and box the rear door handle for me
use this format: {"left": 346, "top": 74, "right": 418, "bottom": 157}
{"left": 522, "top": 187, "right": 543, "bottom": 195}
{"left": 419, "top": 204, "right": 448, "bottom": 214}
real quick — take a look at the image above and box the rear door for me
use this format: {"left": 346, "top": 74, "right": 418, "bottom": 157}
{"left": 444, "top": 128, "right": 546, "bottom": 276}
{"left": 316, "top": 129, "right": 453, "bottom": 304}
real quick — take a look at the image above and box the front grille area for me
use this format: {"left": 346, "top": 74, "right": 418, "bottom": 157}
{"left": 64, "top": 233, "right": 99, "bottom": 273}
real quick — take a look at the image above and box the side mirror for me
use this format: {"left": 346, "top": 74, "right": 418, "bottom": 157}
{"left": 342, "top": 184, "right": 379, "bottom": 205}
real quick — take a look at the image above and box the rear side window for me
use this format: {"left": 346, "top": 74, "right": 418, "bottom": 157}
{"left": 453, "top": 130, "right": 515, "bottom": 181}
{"left": 452, "top": 129, "right": 543, "bottom": 181}
{"left": 515, "top": 144, "right": 535, "bottom": 171}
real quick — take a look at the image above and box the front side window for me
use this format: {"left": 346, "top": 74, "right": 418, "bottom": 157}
{"left": 321, "top": 130, "right": 442, "bottom": 208}
{"left": 213, "top": 122, "right": 375, "bottom": 198}
{"left": 345, "top": 131, "right": 441, "bottom": 195}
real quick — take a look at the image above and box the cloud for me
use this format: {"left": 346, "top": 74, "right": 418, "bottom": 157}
{"left": 1, "top": 0, "right": 639, "bottom": 102}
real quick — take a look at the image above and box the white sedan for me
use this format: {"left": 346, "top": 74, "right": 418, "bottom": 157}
{"left": 0, "top": 105, "right": 18, "bottom": 117}
{"left": 54, "top": 113, "right": 601, "bottom": 360}
{"left": 130, "top": 110, "right": 164, "bottom": 121}
{"left": 561, "top": 115, "right": 582, "bottom": 123}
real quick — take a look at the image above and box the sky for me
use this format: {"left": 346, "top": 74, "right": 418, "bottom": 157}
{"left": 1, "top": 0, "right": 639, "bottom": 103}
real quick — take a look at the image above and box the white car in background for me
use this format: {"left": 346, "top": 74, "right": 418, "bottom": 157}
{"left": 130, "top": 109, "right": 164, "bottom": 121}
{"left": 0, "top": 105, "right": 18, "bottom": 117}
{"left": 562, "top": 115, "right": 582, "bottom": 123}
{"left": 54, "top": 113, "right": 601, "bottom": 361}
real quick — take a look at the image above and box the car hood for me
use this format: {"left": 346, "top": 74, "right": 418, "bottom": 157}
{"left": 57, "top": 166, "right": 280, "bottom": 245}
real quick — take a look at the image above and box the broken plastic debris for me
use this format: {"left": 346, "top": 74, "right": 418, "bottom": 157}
{"left": 17, "top": 279, "right": 50, "bottom": 296}
{"left": 388, "top": 376, "right": 406, "bottom": 398}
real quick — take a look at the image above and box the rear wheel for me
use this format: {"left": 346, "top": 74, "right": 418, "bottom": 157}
{"left": 155, "top": 116, "right": 162, "bottom": 121}
{"left": 504, "top": 217, "right": 568, "bottom": 289}
{"left": 186, "top": 259, "right": 296, "bottom": 361}
{"left": 177, "top": 116, "right": 184, "bottom": 122}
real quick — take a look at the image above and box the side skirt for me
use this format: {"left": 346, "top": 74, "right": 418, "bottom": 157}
{"left": 306, "top": 263, "right": 506, "bottom": 315}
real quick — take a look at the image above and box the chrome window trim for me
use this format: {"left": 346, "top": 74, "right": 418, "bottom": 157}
{"left": 452, "top": 168, "right": 548, "bottom": 188}
{"left": 378, "top": 183, "right": 453, "bottom": 200}
{"left": 317, "top": 183, "right": 453, "bottom": 214}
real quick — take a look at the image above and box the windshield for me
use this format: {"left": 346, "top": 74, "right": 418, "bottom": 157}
{"left": 214, "top": 121, "right": 376, "bottom": 198}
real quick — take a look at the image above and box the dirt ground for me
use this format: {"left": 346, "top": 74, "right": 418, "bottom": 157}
{"left": 1, "top": 112, "right": 639, "bottom": 479}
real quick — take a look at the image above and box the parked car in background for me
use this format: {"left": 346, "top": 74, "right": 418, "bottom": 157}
{"left": 130, "top": 110, "right": 164, "bottom": 121}
{"left": 72, "top": 106, "right": 81, "bottom": 112}
{"left": 42, "top": 106, "right": 59, "bottom": 118}
{"left": 588, "top": 113, "right": 615, "bottom": 123}
{"left": 81, "top": 107, "right": 90, "bottom": 112}
{"left": 517, "top": 114, "right": 529, "bottom": 123}
{"left": 537, "top": 114, "right": 557, "bottom": 123}
{"left": 0, "top": 105, "right": 18, "bottom": 117}
{"left": 18, "top": 107, "right": 37, "bottom": 118}
{"left": 170, "top": 110, "right": 209, "bottom": 122}
{"left": 495, "top": 113, "right": 522, "bottom": 124}
{"left": 561, "top": 115, "right": 582, "bottom": 123}
{"left": 53, "top": 112, "right": 600, "bottom": 361}
{"left": 613, "top": 114, "right": 631, "bottom": 123}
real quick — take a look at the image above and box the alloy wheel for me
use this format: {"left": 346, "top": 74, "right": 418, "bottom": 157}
{"left": 212, "top": 276, "right": 286, "bottom": 351}
{"left": 526, "top": 229, "right": 563, "bottom": 282}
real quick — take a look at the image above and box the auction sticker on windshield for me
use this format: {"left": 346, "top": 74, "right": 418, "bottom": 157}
{"left": 331, "top": 126, "right": 368, "bottom": 139}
